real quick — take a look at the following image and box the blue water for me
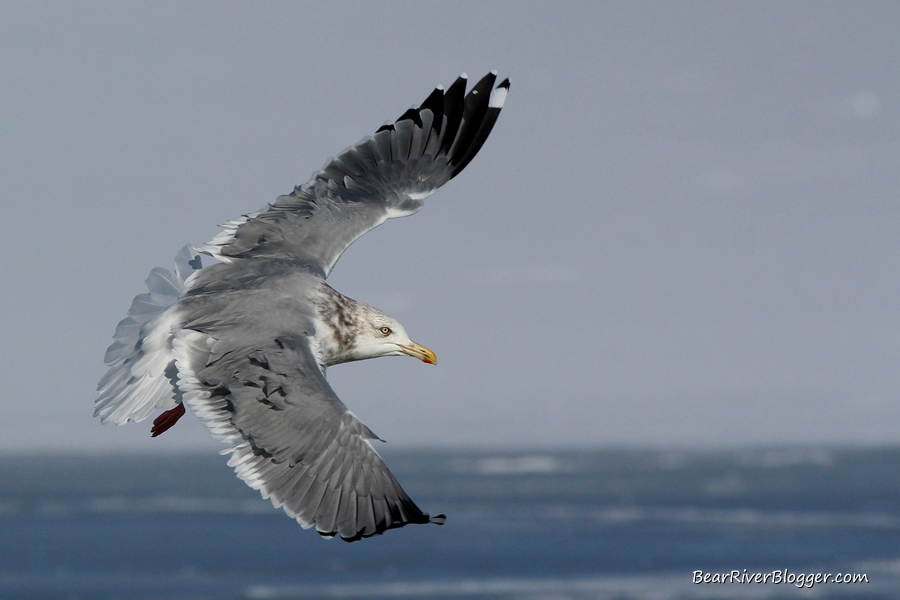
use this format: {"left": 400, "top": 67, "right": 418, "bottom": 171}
{"left": 1, "top": 447, "right": 898, "bottom": 599}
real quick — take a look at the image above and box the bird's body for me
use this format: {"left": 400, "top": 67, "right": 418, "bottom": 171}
{"left": 94, "top": 72, "right": 508, "bottom": 541}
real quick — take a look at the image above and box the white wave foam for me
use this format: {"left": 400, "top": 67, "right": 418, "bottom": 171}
{"left": 735, "top": 447, "right": 835, "bottom": 468}
{"left": 87, "top": 495, "right": 272, "bottom": 515}
{"left": 470, "top": 455, "right": 570, "bottom": 475}
{"left": 587, "top": 506, "right": 900, "bottom": 529}
{"left": 245, "top": 573, "right": 690, "bottom": 600}
{"left": 6, "top": 495, "right": 274, "bottom": 517}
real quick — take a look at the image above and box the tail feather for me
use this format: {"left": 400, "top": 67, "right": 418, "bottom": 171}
{"left": 146, "top": 268, "right": 182, "bottom": 297}
{"left": 94, "top": 246, "right": 202, "bottom": 425}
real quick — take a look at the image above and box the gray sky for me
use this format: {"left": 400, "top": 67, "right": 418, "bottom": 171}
{"left": 2, "top": 2, "right": 899, "bottom": 452}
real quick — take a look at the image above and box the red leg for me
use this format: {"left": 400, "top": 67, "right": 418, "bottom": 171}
{"left": 150, "top": 403, "right": 186, "bottom": 437}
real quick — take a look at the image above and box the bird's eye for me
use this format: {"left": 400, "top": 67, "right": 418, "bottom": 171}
{"left": 380, "top": 327, "right": 392, "bottom": 335}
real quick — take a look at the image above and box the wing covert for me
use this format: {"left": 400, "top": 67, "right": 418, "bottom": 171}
{"left": 172, "top": 329, "right": 443, "bottom": 541}
{"left": 203, "top": 72, "right": 509, "bottom": 278}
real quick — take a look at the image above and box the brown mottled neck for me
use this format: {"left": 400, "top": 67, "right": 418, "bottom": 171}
{"left": 312, "top": 283, "right": 366, "bottom": 366}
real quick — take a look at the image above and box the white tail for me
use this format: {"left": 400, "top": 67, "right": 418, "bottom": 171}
{"left": 94, "top": 246, "right": 202, "bottom": 425}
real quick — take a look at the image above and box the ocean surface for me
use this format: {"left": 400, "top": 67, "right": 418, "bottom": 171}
{"left": 1, "top": 447, "right": 898, "bottom": 600}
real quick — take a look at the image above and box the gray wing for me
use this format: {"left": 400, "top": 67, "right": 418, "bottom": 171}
{"left": 173, "top": 328, "right": 443, "bottom": 541}
{"left": 203, "top": 72, "right": 509, "bottom": 278}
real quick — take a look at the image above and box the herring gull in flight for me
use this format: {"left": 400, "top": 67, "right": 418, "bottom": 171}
{"left": 94, "top": 72, "right": 509, "bottom": 541}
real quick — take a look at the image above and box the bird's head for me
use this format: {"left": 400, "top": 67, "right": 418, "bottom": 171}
{"left": 353, "top": 307, "right": 437, "bottom": 365}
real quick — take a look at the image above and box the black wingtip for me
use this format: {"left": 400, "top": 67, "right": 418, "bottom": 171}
{"left": 359, "top": 72, "right": 507, "bottom": 187}
{"left": 419, "top": 86, "right": 444, "bottom": 119}
{"left": 397, "top": 106, "right": 423, "bottom": 129}
{"left": 330, "top": 510, "right": 445, "bottom": 543}
{"left": 447, "top": 72, "right": 507, "bottom": 178}
{"left": 438, "top": 75, "right": 469, "bottom": 156}
{"left": 446, "top": 72, "right": 495, "bottom": 161}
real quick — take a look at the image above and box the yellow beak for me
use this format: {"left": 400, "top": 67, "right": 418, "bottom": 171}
{"left": 396, "top": 340, "right": 438, "bottom": 365}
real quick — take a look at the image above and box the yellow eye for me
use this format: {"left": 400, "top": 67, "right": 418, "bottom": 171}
{"left": 380, "top": 327, "right": 392, "bottom": 335}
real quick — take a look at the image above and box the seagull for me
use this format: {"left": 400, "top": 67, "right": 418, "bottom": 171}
{"left": 94, "top": 72, "right": 509, "bottom": 541}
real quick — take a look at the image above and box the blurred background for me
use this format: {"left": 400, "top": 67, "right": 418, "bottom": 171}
{"left": 1, "top": 2, "right": 898, "bottom": 599}
{"left": 2, "top": 2, "right": 899, "bottom": 452}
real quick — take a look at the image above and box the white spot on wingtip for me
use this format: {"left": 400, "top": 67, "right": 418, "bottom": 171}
{"left": 460, "top": 72, "right": 468, "bottom": 79}
{"left": 490, "top": 69, "right": 498, "bottom": 75}
{"left": 489, "top": 85, "right": 508, "bottom": 108}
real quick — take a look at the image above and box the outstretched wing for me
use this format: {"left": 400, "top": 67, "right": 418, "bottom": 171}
{"left": 204, "top": 72, "right": 509, "bottom": 278}
{"left": 173, "top": 328, "right": 443, "bottom": 542}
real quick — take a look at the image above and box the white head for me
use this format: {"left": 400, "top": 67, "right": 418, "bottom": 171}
{"left": 351, "top": 305, "right": 437, "bottom": 364}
